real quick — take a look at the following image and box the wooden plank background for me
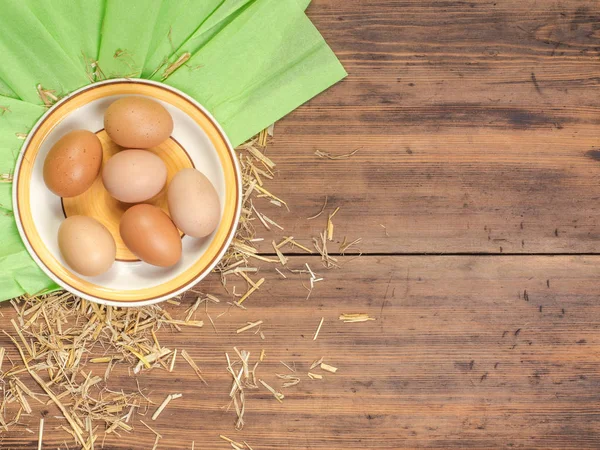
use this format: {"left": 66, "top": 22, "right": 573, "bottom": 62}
{"left": 2, "top": 0, "right": 600, "bottom": 448}
{"left": 3, "top": 257, "right": 600, "bottom": 449}
{"left": 254, "top": 0, "right": 600, "bottom": 254}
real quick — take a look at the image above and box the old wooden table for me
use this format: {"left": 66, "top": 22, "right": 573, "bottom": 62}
{"left": 3, "top": 0, "right": 600, "bottom": 448}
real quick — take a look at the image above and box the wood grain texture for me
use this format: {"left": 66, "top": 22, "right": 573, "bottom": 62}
{"left": 2, "top": 255, "right": 600, "bottom": 449}
{"left": 247, "top": 0, "right": 600, "bottom": 254}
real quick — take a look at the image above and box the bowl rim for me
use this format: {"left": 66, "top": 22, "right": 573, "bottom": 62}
{"left": 12, "top": 78, "right": 242, "bottom": 307}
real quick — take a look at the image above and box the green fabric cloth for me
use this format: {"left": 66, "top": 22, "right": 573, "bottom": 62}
{"left": 162, "top": 0, "right": 346, "bottom": 146}
{"left": 0, "top": 213, "right": 59, "bottom": 299}
{"left": 142, "top": 0, "right": 225, "bottom": 79}
{"left": 98, "top": 0, "right": 164, "bottom": 78}
{"left": 158, "top": 0, "right": 257, "bottom": 62}
{"left": 23, "top": 0, "right": 104, "bottom": 72}
{"left": 297, "top": 0, "right": 312, "bottom": 10}
{"left": 0, "top": 79, "right": 19, "bottom": 100}
{"left": 0, "top": 0, "right": 345, "bottom": 301}
{"left": 143, "top": 0, "right": 309, "bottom": 79}
{"left": 0, "top": 1, "right": 90, "bottom": 104}
{"left": 0, "top": 97, "right": 46, "bottom": 212}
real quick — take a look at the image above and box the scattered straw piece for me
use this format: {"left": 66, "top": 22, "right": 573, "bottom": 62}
{"left": 206, "top": 294, "right": 221, "bottom": 303}
{"left": 134, "top": 347, "right": 172, "bottom": 374}
{"left": 289, "top": 238, "right": 313, "bottom": 254}
{"left": 239, "top": 271, "right": 259, "bottom": 289}
{"left": 11, "top": 318, "right": 32, "bottom": 356}
{"left": 260, "top": 349, "right": 266, "bottom": 361}
{"left": 236, "top": 320, "right": 263, "bottom": 334}
{"left": 2, "top": 330, "right": 26, "bottom": 370}
{"left": 36, "top": 84, "right": 59, "bottom": 107}
{"left": 339, "top": 237, "right": 362, "bottom": 254}
{"left": 246, "top": 146, "right": 275, "bottom": 169}
{"left": 13, "top": 381, "right": 32, "bottom": 413}
{"left": 1, "top": 173, "right": 13, "bottom": 183}
{"left": 305, "top": 263, "right": 316, "bottom": 280}
{"left": 223, "top": 266, "right": 258, "bottom": 277}
{"left": 262, "top": 213, "right": 284, "bottom": 230}
{"left": 280, "top": 361, "right": 295, "bottom": 373}
{"left": 161, "top": 52, "right": 191, "bottom": 80}
{"left": 275, "top": 236, "right": 293, "bottom": 249}
{"left": 310, "top": 357, "right": 324, "bottom": 370}
{"left": 258, "top": 127, "right": 270, "bottom": 147}
{"left": 307, "top": 196, "right": 328, "bottom": 220}
{"left": 259, "top": 379, "right": 284, "bottom": 403}
{"left": 28, "top": 370, "right": 88, "bottom": 448}
{"left": 253, "top": 185, "right": 287, "bottom": 209}
{"left": 82, "top": 52, "right": 106, "bottom": 82}
{"left": 327, "top": 207, "right": 340, "bottom": 242}
{"left": 237, "top": 278, "right": 264, "bottom": 305}
{"left": 152, "top": 434, "right": 161, "bottom": 450}
{"left": 314, "top": 147, "right": 360, "bottom": 160}
{"left": 308, "top": 372, "right": 323, "bottom": 380}
{"left": 251, "top": 202, "right": 271, "bottom": 230}
{"left": 220, "top": 435, "right": 244, "bottom": 448}
{"left": 207, "top": 312, "right": 218, "bottom": 335}
{"left": 339, "top": 313, "right": 376, "bottom": 323}
{"left": 169, "top": 349, "right": 177, "bottom": 373}
{"left": 314, "top": 230, "right": 339, "bottom": 269}
{"left": 164, "top": 319, "right": 204, "bottom": 328}
{"left": 313, "top": 317, "right": 325, "bottom": 341}
{"left": 320, "top": 363, "right": 338, "bottom": 374}
{"left": 140, "top": 420, "right": 162, "bottom": 439}
{"left": 272, "top": 241, "right": 288, "bottom": 266}
{"left": 89, "top": 356, "right": 113, "bottom": 364}
{"left": 276, "top": 374, "right": 301, "bottom": 388}
{"left": 152, "top": 394, "right": 182, "bottom": 421}
{"left": 37, "top": 418, "right": 44, "bottom": 450}
{"left": 225, "top": 349, "right": 254, "bottom": 430}
{"left": 0, "top": 347, "right": 4, "bottom": 372}
{"left": 181, "top": 349, "right": 207, "bottom": 385}
{"left": 185, "top": 297, "right": 203, "bottom": 322}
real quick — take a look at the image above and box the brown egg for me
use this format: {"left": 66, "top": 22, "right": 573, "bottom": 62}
{"left": 167, "top": 169, "right": 221, "bottom": 238}
{"left": 43, "top": 130, "right": 103, "bottom": 197}
{"left": 58, "top": 216, "right": 116, "bottom": 276}
{"left": 104, "top": 97, "right": 173, "bottom": 148}
{"left": 102, "top": 150, "right": 167, "bottom": 203}
{"left": 120, "top": 204, "right": 182, "bottom": 267}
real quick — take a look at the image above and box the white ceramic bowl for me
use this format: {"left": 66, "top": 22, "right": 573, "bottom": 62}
{"left": 13, "top": 79, "right": 241, "bottom": 307}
